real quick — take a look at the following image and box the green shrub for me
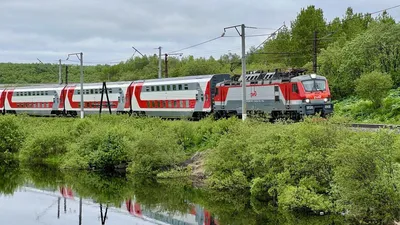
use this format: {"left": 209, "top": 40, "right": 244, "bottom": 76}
{"left": 19, "top": 129, "right": 68, "bottom": 164}
{"left": 0, "top": 116, "right": 24, "bottom": 153}
{"left": 77, "top": 127, "right": 131, "bottom": 170}
{"left": 128, "top": 128, "right": 185, "bottom": 175}
{"left": 331, "top": 130, "right": 400, "bottom": 223}
{"left": 355, "top": 71, "right": 393, "bottom": 108}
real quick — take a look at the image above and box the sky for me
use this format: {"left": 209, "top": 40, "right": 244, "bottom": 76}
{"left": 0, "top": 0, "right": 399, "bottom": 65}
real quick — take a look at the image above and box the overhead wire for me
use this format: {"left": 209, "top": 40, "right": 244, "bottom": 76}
{"left": 168, "top": 36, "right": 222, "bottom": 54}
{"left": 319, "top": 4, "right": 400, "bottom": 41}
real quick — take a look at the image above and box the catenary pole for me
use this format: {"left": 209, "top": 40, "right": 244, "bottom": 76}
{"left": 79, "top": 52, "right": 84, "bottom": 119}
{"left": 158, "top": 46, "right": 162, "bottom": 79}
{"left": 241, "top": 24, "right": 247, "bottom": 121}
{"left": 58, "top": 59, "right": 62, "bottom": 85}
{"left": 66, "top": 52, "right": 84, "bottom": 119}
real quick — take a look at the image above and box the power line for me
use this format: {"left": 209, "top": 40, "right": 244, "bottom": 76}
{"left": 319, "top": 4, "right": 400, "bottom": 40}
{"left": 253, "top": 25, "right": 286, "bottom": 51}
{"left": 369, "top": 4, "right": 400, "bottom": 15}
{"left": 168, "top": 36, "right": 222, "bottom": 54}
{"left": 223, "top": 33, "right": 274, "bottom": 38}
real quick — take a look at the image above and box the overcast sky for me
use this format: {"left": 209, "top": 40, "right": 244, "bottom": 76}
{"left": 0, "top": 0, "right": 399, "bottom": 65}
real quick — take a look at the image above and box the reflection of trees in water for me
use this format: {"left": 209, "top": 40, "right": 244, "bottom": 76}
{"left": 0, "top": 158, "right": 23, "bottom": 195}
{"left": 0, "top": 165, "right": 368, "bottom": 225}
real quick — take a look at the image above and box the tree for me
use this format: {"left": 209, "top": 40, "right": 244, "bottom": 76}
{"left": 355, "top": 71, "right": 393, "bottom": 108}
{"left": 290, "top": 5, "right": 327, "bottom": 67}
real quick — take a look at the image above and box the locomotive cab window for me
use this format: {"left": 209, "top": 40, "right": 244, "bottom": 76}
{"left": 302, "top": 79, "right": 326, "bottom": 92}
{"left": 292, "top": 83, "right": 299, "bottom": 93}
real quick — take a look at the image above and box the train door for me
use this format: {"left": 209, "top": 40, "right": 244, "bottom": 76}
{"left": 194, "top": 84, "right": 204, "bottom": 112}
{"left": 285, "top": 83, "right": 291, "bottom": 109}
{"left": 52, "top": 91, "right": 60, "bottom": 114}
{"left": 117, "top": 88, "right": 124, "bottom": 112}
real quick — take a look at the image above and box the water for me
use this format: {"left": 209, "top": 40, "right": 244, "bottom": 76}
{"left": 0, "top": 161, "right": 344, "bottom": 225}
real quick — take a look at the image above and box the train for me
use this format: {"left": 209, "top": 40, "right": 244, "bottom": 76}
{"left": 0, "top": 69, "right": 333, "bottom": 120}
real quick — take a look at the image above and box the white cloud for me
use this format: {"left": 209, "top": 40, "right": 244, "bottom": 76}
{"left": 0, "top": 0, "right": 398, "bottom": 63}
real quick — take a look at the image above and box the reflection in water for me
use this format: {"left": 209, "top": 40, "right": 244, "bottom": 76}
{"left": 0, "top": 164, "right": 344, "bottom": 225}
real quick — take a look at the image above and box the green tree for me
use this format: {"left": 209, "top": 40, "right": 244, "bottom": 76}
{"left": 290, "top": 5, "right": 327, "bottom": 67}
{"left": 355, "top": 71, "right": 393, "bottom": 108}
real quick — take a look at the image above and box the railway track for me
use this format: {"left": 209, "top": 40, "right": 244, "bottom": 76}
{"left": 350, "top": 123, "right": 400, "bottom": 130}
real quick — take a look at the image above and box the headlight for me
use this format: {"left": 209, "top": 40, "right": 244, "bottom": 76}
{"left": 324, "top": 98, "right": 328, "bottom": 103}
{"left": 305, "top": 99, "right": 310, "bottom": 103}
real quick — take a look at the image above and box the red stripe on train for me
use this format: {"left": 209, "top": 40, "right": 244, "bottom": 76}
{"left": 0, "top": 91, "right": 6, "bottom": 108}
{"left": 67, "top": 87, "right": 119, "bottom": 109}
{"left": 134, "top": 83, "right": 196, "bottom": 109}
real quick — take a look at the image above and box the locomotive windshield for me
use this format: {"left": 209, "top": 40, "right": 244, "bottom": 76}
{"left": 302, "top": 79, "right": 326, "bottom": 92}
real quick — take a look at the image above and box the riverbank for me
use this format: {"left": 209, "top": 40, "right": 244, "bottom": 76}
{"left": 1, "top": 115, "right": 400, "bottom": 223}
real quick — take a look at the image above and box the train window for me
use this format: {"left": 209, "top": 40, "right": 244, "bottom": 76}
{"left": 42, "top": 103, "right": 45, "bottom": 108}
{"left": 33, "top": 92, "right": 36, "bottom": 96}
{"left": 167, "top": 85, "right": 171, "bottom": 91}
{"left": 184, "top": 84, "right": 188, "bottom": 90}
{"left": 180, "top": 101, "right": 184, "bottom": 108}
{"left": 15, "top": 92, "right": 19, "bottom": 96}
{"left": 77, "top": 90, "right": 80, "bottom": 95}
{"left": 108, "top": 89, "right": 112, "bottom": 94}
{"left": 201, "top": 94, "right": 204, "bottom": 101}
{"left": 45, "top": 91, "right": 48, "bottom": 95}
{"left": 151, "top": 86, "right": 154, "bottom": 92}
{"left": 173, "top": 85, "right": 177, "bottom": 91}
{"left": 147, "top": 101, "right": 150, "bottom": 108}
{"left": 292, "top": 83, "right": 299, "bottom": 93}
{"left": 174, "top": 101, "right": 177, "bottom": 108}
{"left": 196, "top": 94, "right": 199, "bottom": 101}
{"left": 28, "top": 92, "right": 31, "bottom": 96}
{"left": 90, "top": 89, "right": 94, "bottom": 94}
{"left": 156, "top": 86, "right": 160, "bottom": 91}
{"left": 169, "top": 101, "right": 173, "bottom": 108}
{"left": 186, "top": 100, "right": 189, "bottom": 108}
{"left": 146, "top": 87, "right": 150, "bottom": 92}
{"left": 95, "top": 89, "right": 99, "bottom": 94}
{"left": 178, "top": 84, "right": 182, "bottom": 90}
{"left": 161, "top": 86, "right": 165, "bottom": 91}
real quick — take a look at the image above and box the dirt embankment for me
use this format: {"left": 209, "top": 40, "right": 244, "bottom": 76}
{"left": 181, "top": 151, "right": 208, "bottom": 187}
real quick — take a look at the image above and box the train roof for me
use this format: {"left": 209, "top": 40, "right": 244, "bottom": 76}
{"left": 0, "top": 74, "right": 231, "bottom": 89}
{"left": 136, "top": 74, "right": 230, "bottom": 83}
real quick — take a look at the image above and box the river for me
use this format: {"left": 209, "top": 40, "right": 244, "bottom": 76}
{"left": 0, "top": 161, "right": 345, "bottom": 225}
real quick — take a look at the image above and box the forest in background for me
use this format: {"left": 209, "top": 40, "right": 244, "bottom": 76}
{"left": 0, "top": 6, "right": 399, "bottom": 102}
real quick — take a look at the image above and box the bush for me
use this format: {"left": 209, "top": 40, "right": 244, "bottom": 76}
{"left": 0, "top": 116, "right": 24, "bottom": 153}
{"left": 128, "top": 128, "right": 185, "bottom": 175}
{"left": 355, "top": 71, "right": 393, "bottom": 108}
{"left": 19, "top": 129, "right": 68, "bottom": 164}
{"left": 76, "top": 127, "right": 131, "bottom": 170}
